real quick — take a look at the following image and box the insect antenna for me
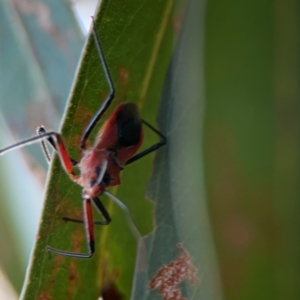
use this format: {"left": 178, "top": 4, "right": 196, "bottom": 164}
{"left": 0, "top": 132, "right": 57, "bottom": 155}
{"left": 104, "top": 190, "right": 142, "bottom": 240}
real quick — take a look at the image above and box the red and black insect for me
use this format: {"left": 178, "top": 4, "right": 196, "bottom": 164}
{"left": 0, "top": 21, "right": 166, "bottom": 258}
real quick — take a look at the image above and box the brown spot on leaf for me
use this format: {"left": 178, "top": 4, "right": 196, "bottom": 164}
{"left": 71, "top": 228, "right": 85, "bottom": 253}
{"left": 61, "top": 131, "right": 82, "bottom": 156}
{"left": 68, "top": 261, "right": 78, "bottom": 281}
{"left": 66, "top": 261, "right": 81, "bottom": 299}
{"left": 37, "top": 255, "right": 64, "bottom": 299}
{"left": 37, "top": 293, "right": 52, "bottom": 300}
{"left": 118, "top": 67, "right": 129, "bottom": 85}
{"left": 116, "top": 65, "right": 130, "bottom": 102}
{"left": 149, "top": 244, "right": 199, "bottom": 300}
{"left": 72, "top": 98, "right": 92, "bottom": 128}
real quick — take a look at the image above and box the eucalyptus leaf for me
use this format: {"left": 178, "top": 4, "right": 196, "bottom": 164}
{"left": 20, "top": 0, "right": 221, "bottom": 299}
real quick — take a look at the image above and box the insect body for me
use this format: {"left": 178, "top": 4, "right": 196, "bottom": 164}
{"left": 77, "top": 103, "right": 144, "bottom": 199}
{"left": 0, "top": 21, "right": 166, "bottom": 258}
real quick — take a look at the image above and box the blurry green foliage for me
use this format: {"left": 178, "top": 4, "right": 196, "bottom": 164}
{"left": 205, "top": 0, "right": 300, "bottom": 299}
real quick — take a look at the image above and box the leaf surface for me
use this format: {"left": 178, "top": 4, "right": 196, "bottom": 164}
{"left": 21, "top": 0, "right": 222, "bottom": 299}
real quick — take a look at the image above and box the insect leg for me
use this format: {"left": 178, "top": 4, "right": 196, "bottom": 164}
{"left": 104, "top": 190, "right": 141, "bottom": 240}
{"left": 0, "top": 131, "right": 56, "bottom": 155}
{"left": 80, "top": 19, "right": 115, "bottom": 149}
{"left": 63, "top": 218, "right": 107, "bottom": 225}
{"left": 92, "top": 197, "right": 111, "bottom": 224}
{"left": 63, "top": 196, "right": 111, "bottom": 225}
{"left": 125, "top": 120, "right": 166, "bottom": 165}
{"left": 0, "top": 131, "right": 77, "bottom": 181}
{"left": 37, "top": 126, "right": 57, "bottom": 162}
{"left": 37, "top": 126, "right": 78, "bottom": 165}
{"left": 46, "top": 198, "right": 95, "bottom": 258}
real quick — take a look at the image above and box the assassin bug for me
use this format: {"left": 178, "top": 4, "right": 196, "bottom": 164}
{"left": 0, "top": 20, "right": 166, "bottom": 258}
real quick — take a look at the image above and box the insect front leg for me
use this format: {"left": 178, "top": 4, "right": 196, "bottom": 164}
{"left": 80, "top": 19, "right": 115, "bottom": 149}
{"left": 37, "top": 126, "right": 78, "bottom": 166}
{"left": 0, "top": 131, "right": 77, "bottom": 181}
{"left": 36, "top": 126, "right": 57, "bottom": 162}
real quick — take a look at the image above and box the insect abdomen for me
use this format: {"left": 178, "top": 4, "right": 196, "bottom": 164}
{"left": 117, "top": 103, "right": 142, "bottom": 147}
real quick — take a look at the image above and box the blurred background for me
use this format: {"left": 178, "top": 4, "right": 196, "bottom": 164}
{"left": 0, "top": 0, "right": 299, "bottom": 299}
{"left": 0, "top": 0, "right": 96, "bottom": 298}
{"left": 204, "top": 0, "right": 300, "bottom": 299}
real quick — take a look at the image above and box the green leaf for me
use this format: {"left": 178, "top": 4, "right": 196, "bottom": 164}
{"left": 21, "top": 0, "right": 221, "bottom": 299}
{"left": 131, "top": 1, "right": 222, "bottom": 298}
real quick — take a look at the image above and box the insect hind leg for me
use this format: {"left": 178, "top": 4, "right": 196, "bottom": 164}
{"left": 125, "top": 120, "right": 166, "bottom": 165}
